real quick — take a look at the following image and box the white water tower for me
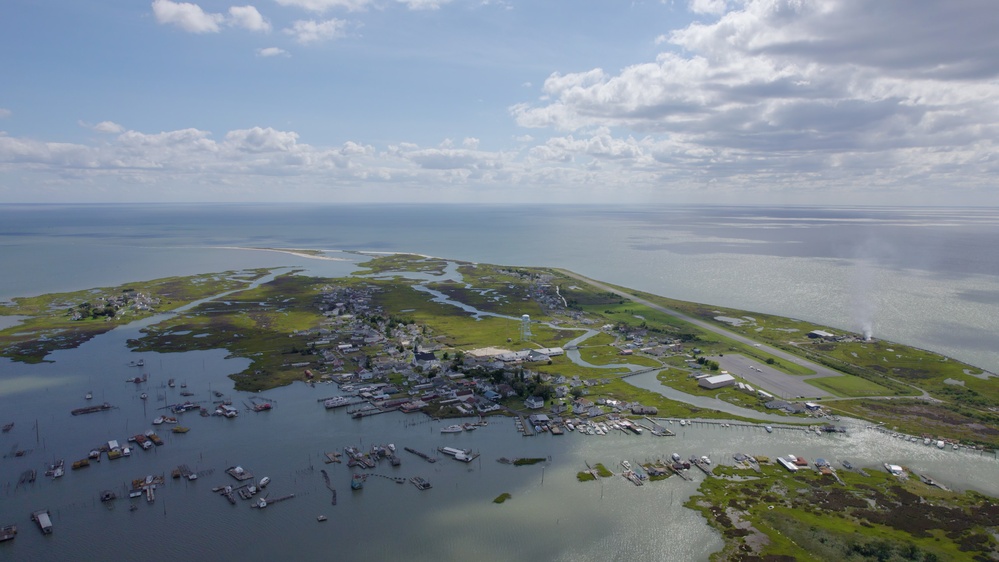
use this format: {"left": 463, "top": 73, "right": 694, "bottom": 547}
{"left": 520, "top": 314, "right": 532, "bottom": 341}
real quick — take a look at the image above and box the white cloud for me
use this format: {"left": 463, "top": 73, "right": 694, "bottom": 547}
{"left": 229, "top": 5, "right": 271, "bottom": 32}
{"left": 93, "top": 121, "right": 125, "bottom": 134}
{"left": 397, "top": 0, "right": 453, "bottom": 10}
{"left": 224, "top": 127, "right": 300, "bottom": 152}
{"left": 0, "top": 108, "right": 10, "bottom": 118}
{"left": 687, "top": 0, "right": 727, "bottom": 16}
{"left": 256, "top": 47, "right": 289, "bottom": 57}
{"left": 511, "top": 0, "right": 999, "bottom": 189}
{"left": 274, "top": 0, "right": 372, "bottom": 12}
{"left": 151, "top": 0, "right": 224, "bottom": 33}
{"left": 284, "top": 18, "right": 347, "bottom": 44}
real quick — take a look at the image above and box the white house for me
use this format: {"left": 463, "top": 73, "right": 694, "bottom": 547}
{"left": 525, "top": 396, "right": 545, "bottom": 409}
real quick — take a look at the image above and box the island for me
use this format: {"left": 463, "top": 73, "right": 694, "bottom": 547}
{"left": 1, "top": 253, "right": 997, "bottom": 560}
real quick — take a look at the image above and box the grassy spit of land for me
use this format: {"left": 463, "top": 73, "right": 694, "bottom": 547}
{"left": 0, "top": 269, "right": 271, "bottom": 363}
{"left": 686, "top": 460, "right": 999, "bottom": 561}
{"left": 2, "top": 254, "right": 996, "bottom": 448}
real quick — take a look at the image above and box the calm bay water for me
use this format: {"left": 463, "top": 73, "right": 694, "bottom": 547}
{"left": 1, "top": 204, "right": 998, "bottom": 560}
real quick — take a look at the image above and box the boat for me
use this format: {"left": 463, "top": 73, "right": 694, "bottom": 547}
{"left": 841, "top": 460, "right": 854, "bottom": 470}
{"left": 936, "top": 440, "right": 945, "bottom": 449}
{"left": 140, "top": 393, "right": 147, "bottom": 400}
{"left": 0, "top": 525, "right": 16, "bottom": 542}
{"left": 44, "top": 460, "right": 65, "bottom": 478}
{"left": 152, "top": 416, "right": 164, "bottom": 425}
{"left": 259, "top": 476, "right": 270, "bottom": 488}
{"left": 323, "top": 396, "right": 351, "bottom": 409}
{"left": 85, "top": 392, "right": 93, "bottom": 400}
{"left": 701, "top": 456, "right": 711, "bottom": 465}
{"left": 1, "top": 422, "right": 12, "bottom": 433}
{"left": 71, "top": 402, "right": 112, "bottom": 416}
{"left": 168, "top": 379, "right": 175, "bottom": 388}
{"left": 171, "top": 426, "right": 190, "bottom": 434}
{"left": 162, "top": 416, "right": 178, "bottom": 424}
{"left": 30, "top": 510, "right": 52, "bottom": 535}
{"left": 621, "top": 460, "right": 632, "bottom": 471}
{"left": 88, "top": 449, "right": 101, "bottom": 459}
{"left": 180, "top": 382, "right": 187, "bottom": 388}
{"left": 256, "top": 498, "right": 267, "bottom": 509}
{"left": 180, "top": 391, "right": 194, "bottom": 397}
{"left": 410, "top": 476, "right": 432, "bottom": 490}
{"left": 71, "top": 459, "right": 90, "bottom": 470}
{"left": 679, "top": 419, "right": 686, "bottom": 426}
{"left": 440, "top": 424, "right": 463, "bottom": 433}
{"left": 671, "top": 453, "right": 681, "bottom": 463}
{"left": 765, "top": 425, "right": 773, "bottom": 433}
{"left": 252, "top": 402, "right": 272, "bottom": 412}
{"left": 317, "top": 515, "right": 327, "bottom": 522}
{"left": 462, "top": 422, "right": 477, "bottom": 431}
{"left": 350, "top": 473, "right": 365, "bottom": 490}
{"left": 100, "top": 490, "right": 116, "bottom": 503}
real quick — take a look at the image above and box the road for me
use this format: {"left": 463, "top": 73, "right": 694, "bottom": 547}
{"left": 555, "top": 269, "right": 848, "bottom": 395}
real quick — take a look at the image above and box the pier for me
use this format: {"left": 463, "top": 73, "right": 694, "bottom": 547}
{"left": 320, "top": 469, "right": 337, "bottom": 505}
{"left": 404, "top": 447, "right": 437, "bottom": 463}
{"left": 642, "top": 417, "right": 675, "bottom": 436}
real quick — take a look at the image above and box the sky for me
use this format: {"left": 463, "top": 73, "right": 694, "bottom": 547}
{"left": 1, "top": 0, "right": 997, "bottom": 205}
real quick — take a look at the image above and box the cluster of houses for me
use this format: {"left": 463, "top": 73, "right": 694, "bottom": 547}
{"left": 69, "top": 289, "right": 158, "bottom": 321}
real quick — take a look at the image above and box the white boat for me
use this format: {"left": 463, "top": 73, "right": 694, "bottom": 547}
{"left": 765, "top": 425, "right": 773, "bottom": 433}
{"left": 671, "top": 453, "right": 681, "bottom": 462}
{"left": 936, "top": 440, "right": 945, "bottom": 449}
{"left": 440, "top": 425, "right": 463, "bottom": 434}
{"left": 701, "top": 456, "right": 711, "bottom": 465}
{"left": 679, "top": 420, "right": 686, "bottom": 426}
{"left": 317, "top": 515, "right": 327, "bottom": 522}
{"left": 85, "top": 392, "right": 93, "bottom": 400}
{"left": 621, "top": 460, "right": 632, "bottom": 471}
{"left": 259, "top": 476, "right": 270, "bottom": 488}
{"left": 323, "top": 396, "right": 351, "bottom": 409}
{"left": 152, "top": 417, "right": 164, "bottom": 425}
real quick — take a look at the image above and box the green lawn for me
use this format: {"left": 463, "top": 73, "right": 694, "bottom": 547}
{"left": 805, "top": 374, "right": 894, "bottom": 397}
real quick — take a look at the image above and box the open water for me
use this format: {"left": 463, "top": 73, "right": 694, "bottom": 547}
{"left": 1, "top": 204, "right": 998, "bottom": 560}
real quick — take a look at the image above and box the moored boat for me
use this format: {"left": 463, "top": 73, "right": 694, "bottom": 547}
{"left": 71, "top": 402, "right": 112, "bottom": 416}
{"left": 765, "top": 425, "right": 773, "bottom": 433}
{"left": 0, "top": 524, "right": 16, "bottom": 542}
{"left": 1, "top": 422, "right": 12, "bottom": 433}
{"left": 410, "top": 476, "right": 432, "bottom": 490}
{"left": 350, "top": 473, "right": 365, "bottom": 490}
{"left": 30, "top": 510, "right": 52, "bottom": 535}
{"left": 440, "top": 424, "right": 463, "bottom": 433}
{"left": 259, "top": 476, "right": 270, "bottom": 488}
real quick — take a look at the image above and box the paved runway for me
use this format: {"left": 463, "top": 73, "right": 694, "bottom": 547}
{"left": 714, "top": 354, "right": 832, "bottom": 398}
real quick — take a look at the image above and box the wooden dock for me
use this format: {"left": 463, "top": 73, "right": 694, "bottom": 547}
{"left": 404, "top": 447, "right": 437, "bottom": 463}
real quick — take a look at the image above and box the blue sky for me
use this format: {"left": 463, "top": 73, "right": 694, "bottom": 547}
{"left": 1, "top": 0, "right": 997, "bottom": 204}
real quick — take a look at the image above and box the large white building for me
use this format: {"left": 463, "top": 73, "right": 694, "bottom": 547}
{"left": 698, "top": 374, "right": 736, "bottom": 390}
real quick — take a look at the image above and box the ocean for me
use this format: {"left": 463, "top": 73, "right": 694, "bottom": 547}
{"left": 0, "top": 203, "right": 997, "bottom": 561}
